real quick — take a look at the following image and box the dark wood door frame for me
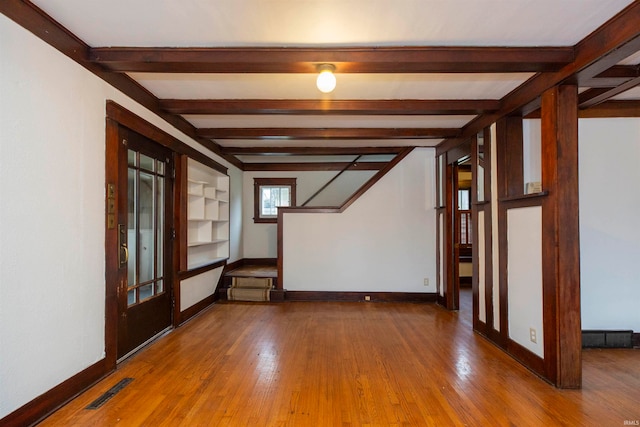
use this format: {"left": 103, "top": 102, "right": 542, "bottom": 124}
{"left": 106, "top": 120, "right": 176, "bottom": 363}
{"left": 105, "top": 102, "right": 185, "bottom": 367}
{"left": 440, "top": 144, "right": 471, "bottom": 311}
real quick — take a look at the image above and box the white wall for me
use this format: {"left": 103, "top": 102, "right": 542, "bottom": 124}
{"left": 507, "top": 207, "right": 544, "bottom": 357}
{"left": 523, "top": 119, "right": 542, "bottom": 190}
{"left": 180, "top": 268, "right": 224, "bottom": 311}
{"left": 242, "top": 170, "right": 374, "bottom": 258}
{"left": 282, "top": 149, "right": 437, "bottom": 292}
{"left": 0, "top": 15, "right": 238, "bottom": 418}
{"left": 228, "top": 166, "right": 243, "bottom": 263}
{"left": 579, "top": 118, "right": 640, "bottom": 331}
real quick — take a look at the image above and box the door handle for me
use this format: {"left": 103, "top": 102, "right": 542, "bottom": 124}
{"left": 118, "top": 224, "right": 128, "bottom": 267}
{"left": 120, "top": 244, "right": 129, "bottom": 265}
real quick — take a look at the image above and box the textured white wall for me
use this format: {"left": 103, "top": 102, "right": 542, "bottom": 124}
{"left": 282, "top": 149, "right": 437, "bottom": 293}
{"left": 0, "top": 15, "right": 237, "bottom": 418}
{"left": 507, "top": 207, "right": 544, "bottom": 357}
{"left": 579, "top": 118, "right": 640, "bottom": 331}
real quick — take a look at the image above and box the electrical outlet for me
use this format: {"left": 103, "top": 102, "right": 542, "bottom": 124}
{"left": 423, "top": 278, "right": 429, "bottom": 286}
{"left": 529, "top": 328, "right": 537, "bottom": 343}
{"left": 364, "top": 295, "right": 371, "bottom": 301}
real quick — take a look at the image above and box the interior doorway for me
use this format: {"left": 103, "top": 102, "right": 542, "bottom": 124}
{"left": 106, "top": 124, "right": 175, "bottom": 361}
{"left": 437, "top": 142, "right": 472, "bottom": 312}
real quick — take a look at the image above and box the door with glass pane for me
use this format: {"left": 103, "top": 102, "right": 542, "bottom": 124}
{"left": 118, "top": 127, "right": 173, "bottom": 360}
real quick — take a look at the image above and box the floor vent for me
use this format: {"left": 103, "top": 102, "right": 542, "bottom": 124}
{"left": 85, "top": 378, "right": 134, "bottom": 410}
{"left": 582, "top": 330, "right": 633, "bottom": 349}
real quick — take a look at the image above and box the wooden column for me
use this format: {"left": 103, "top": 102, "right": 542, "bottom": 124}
{"left": 495, "top": 116, "right": 524, "bottom": 337}
{"left": 541, "top": 84, "right": 581, "bottom": 388}
{"left": 443, "top": 162, "right": 455, "bottom": 309}
{"left": 495, "top": 116, "right": 524, "bottom": 199}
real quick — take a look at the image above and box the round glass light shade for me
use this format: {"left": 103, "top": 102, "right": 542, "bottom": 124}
{"left": 316, "top": 70, "right": 336, "bottom": 93}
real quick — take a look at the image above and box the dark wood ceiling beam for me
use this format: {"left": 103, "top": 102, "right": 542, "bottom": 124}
{"left": 160, "top": 99, "right": 499, "bottom": 116}
{"left": 581, "top": 65, "right": 639, "bottom": 87}
{"left": 198, "top": 128, "right": 459, "bottom": 139}
{"left": 526, "top": 100, "right": 640, "bottom": 119}
{"left": 578, "top": 88, "right": 614, "bottom": 105}
{"left": 579, "top": 75, "right": 640, "bottom": 108}
{"left": 222, "top": 146, "right": 404, "bottom": 155}
{"left": 438, "top": 0, "right": 640, "bottom": 154}
{"left": 89, "top": 46, "right": 573, "bottom": 73}
{"left": 578, "top": 100, "right": 640, "bottom": 117}
{"left": 243, "top": 162, "right": 387, "bottom": 172}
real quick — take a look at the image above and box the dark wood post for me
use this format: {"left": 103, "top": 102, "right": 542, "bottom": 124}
{"left": 541, "top": 84, "right": 581, "bottom": 388}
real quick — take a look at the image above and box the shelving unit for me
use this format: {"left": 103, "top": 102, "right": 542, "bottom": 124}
{"left": 186, "top": 159, "right": 230, "bottom": 270}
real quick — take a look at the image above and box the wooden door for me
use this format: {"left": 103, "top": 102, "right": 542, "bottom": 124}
{"left": 116, "top": 127, "right": 174, "bottom": 360}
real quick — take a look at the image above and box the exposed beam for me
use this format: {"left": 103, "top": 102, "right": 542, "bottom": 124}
{"left": 89, "top": 46, "right": 574, "bottom": 73}
{"left": 222, "top": 146, "right": 404, "bottom": 156}
{"left": 160, "top": 99, "right": 499, "bottom": 116}
{"left": 243, "top": 162, "right": 387, "bottom": 172}
{"left": 581, "top": 65, "right": 639, "bottom": 87}
{"left": 579, "top": 75, "right": 640, "bottom": 108}
{"left": 198, "top": 128, "right": 459, "bottom": 139}
{"left": 578, "top": 88, "right": 613, "bottom": 105}
{"left": 438, "top": 0, "right": 640, "bottom": 155}
{"left": 526, "top": 100, "right": 640, "bottom": 119}
{"left": 578, "top": 100, "right": 640, "bottom": 117}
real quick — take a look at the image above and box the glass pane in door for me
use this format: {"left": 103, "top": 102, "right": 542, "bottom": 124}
{"left": 138, "top": 171, "right": 155, "bottom": 285}
{"left": 127, "top": 149, "right": 167, "bottom": 307}
{"left": 127, "top": 156, "right": 137, "bottom": 288}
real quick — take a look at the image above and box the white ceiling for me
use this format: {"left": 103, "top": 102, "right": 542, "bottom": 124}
{"left": 23, "top": 0, "right": 640, "bottom": 158}
{"left": 128, "top": 72, "right": 533, "bottom": 100}
{"left": 31, "top": 0, "right": 635, "bottom": 47}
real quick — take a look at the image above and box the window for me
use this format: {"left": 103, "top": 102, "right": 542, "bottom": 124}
{"left": 253, "top": 178, "right": 297, "bottom": 223}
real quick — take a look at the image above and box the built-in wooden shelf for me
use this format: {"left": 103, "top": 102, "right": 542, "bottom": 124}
{"left": 186, "top": 159, "right": 230, "bottom": 270}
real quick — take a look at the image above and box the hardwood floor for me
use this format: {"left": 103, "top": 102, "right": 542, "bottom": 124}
{"left": 39, "top": 294, "right": 639, "bottom": 426}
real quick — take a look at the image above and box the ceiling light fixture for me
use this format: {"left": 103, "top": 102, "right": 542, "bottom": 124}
{"left": 316, "top": 64, "right": 336, "bottom": 93}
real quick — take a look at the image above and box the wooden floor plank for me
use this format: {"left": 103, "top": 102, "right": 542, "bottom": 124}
{"left": 39, "top": 292, "right": 640, "bottom": 426}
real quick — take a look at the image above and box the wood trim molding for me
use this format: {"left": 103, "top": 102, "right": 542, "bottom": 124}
{"left": 499, "top": 191, "right": 549, "bottom": 204}
{"left": 0, "top": 359, "right": 110, "bottom": 427}
{"left": 178, "top": 294, "right": 216, "bottom": 325}
{"left": 506, "top": 339, "right": 547, "bottom": 381}
{"left": 339, "top": 147, "right": 414, "bottom": 213}
{"left": 253, "top": 177, "right": 297, "bottom": 224}
{"left": 104, "top": 118, "right": 120, "bottom": 371}
{"left": 284, "top": 291, "right": 437, "bottom": 303}
{"left": 106, "top": 102, "right": 227, "bottom": 174}
{"left": 177, "top": 259, "right": 227, "bottom": 280}
{"left": 243, "top": 258, "right": 278, "bottom": 265}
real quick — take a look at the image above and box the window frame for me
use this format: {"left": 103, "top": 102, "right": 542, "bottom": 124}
{"left": 253, "top": 178, "right": 297, "bottom": 223}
